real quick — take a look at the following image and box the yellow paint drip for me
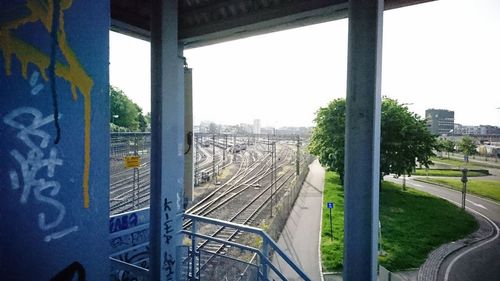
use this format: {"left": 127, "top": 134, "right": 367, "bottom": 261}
{"left": 0, "top": 0, "right": 94, "bottom": 208}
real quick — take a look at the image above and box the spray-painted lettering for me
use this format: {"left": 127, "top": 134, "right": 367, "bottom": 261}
{"left": 110, "top": 228, "right": 149, "bottom": 249}
{"left": 163, "top": 199, "right": 173, "bottom": 245}
{"left": 109, "top": 213, "right": 138, "bottom": 233}
{"left": 4, "top": 104, "right": 77, "bottom": 241}
{"left": 163, "top": 253, "right": 175, "bottom": 281}
{"left": 162, "top": 198, "right": 175, "bottom": 280}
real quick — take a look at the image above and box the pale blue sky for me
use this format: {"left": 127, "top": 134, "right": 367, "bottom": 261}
{"left": 110, "top": 0, "right": 500, "bottom": 128}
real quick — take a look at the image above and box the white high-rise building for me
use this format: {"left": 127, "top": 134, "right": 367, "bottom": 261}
{"left": 253, "top": 119, "right": 261, "bottom": 134}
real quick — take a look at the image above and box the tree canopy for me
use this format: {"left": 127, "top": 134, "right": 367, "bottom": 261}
{"left": 110, "top": 85, "right": 150, "bottom": 132}
{"left": 309, "top": 97, "right": 438, "bottom": 185}
{"left": 437, "top": 138, "right": 455, "bottom": 158}
{"left": 458, "top": 136, "right": 477, "bottom": 156}
{"left": 308, "top": 98, "right": 346, "bottom": 182}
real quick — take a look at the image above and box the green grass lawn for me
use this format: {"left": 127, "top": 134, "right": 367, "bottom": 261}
{"left": 431, "top": 157, "right": 480, "bottom": 168}
{"left": 418, "top": 178, "right": 500, "bottom": 202}
{"left": 321, "top": 172, "right": 478, "bottom": 272}
{"left": 431, "top": 156, "right": 499, "bottom": 170}
{"left": 413, "top": 168, "right": 488, "bottom": 177}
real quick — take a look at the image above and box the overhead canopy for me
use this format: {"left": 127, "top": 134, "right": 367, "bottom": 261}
{"left": 111, "top": 0, "right": 434, "bottom": 48}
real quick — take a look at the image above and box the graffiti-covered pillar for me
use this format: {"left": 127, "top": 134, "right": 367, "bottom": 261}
{"left": 150, "top": 0, "right": 185, "bottom": 280}
{"left": 0, "top": 0, "right": 109, "bottom": 280}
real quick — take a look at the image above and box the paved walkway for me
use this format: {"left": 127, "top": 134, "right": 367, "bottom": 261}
{"left": 271, "top": 159, "right": 325, "bottom": 281}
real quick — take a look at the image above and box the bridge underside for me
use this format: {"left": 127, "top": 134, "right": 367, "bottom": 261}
{"left": 111, "top": 0, "right": 432, "bottom": 48}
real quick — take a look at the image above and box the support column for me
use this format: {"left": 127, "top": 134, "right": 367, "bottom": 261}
{"left": 150, "top": 1, "right": 185, "bottom": 280}
{"left": 184, "top": 67, "right": 193, "bottom": 204}
{"left": 343, "top": 1, "right": 383, "bottom": 281}
{"left": 0, "top": 1, "right": 109, "bottom": 279}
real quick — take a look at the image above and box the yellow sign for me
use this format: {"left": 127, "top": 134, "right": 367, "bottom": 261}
{"left": 124, "top": 155, "right": 141, "bottom": 168}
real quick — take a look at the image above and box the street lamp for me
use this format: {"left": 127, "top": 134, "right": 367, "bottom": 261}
{"left": 112, "top": 114, "right": 119, "bottom": 124}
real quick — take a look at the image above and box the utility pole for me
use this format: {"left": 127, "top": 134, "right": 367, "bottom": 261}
{"left": 194, "top": 135, "right": 199, "bottom": 186}
{"left": 270, "top": 140, "right": 275, "bottom": 217}
{"left": 133, "top": 134, "right": 140, "bottom": 209}
{"left": 212, "top": 134, "right": 216, "bottom": 183}
{"left": 296, "top": 135, "right": 301, "bottom": 176}
{"left": 267, "top": 134, "right": 270, "bottom": 153}
{"left": 274, "top": 140, "right": 277, "bottom": 208}
{"left": 233, "top": 134, "right": 237, "bottom": 155}
{"left": 223, "top": 134, "right": 227, "bottom": 162}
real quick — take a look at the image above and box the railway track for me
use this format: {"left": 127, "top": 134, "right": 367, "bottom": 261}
{"left": 182, "top": 145, "right": 298, "bottom": 280}
{"left": 109, "top": 138, "right": 307, "bottom": 279}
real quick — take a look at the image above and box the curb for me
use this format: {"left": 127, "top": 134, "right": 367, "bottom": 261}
{"left": 416, "top": 208, "right": 496, "bottom": 281}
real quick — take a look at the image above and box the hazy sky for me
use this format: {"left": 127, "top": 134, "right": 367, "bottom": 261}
{"left": 110, "top": 0, "right": 500, "bottom": 128}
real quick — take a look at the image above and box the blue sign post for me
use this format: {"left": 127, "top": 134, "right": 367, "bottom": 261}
{"left": 0, "top": 0, "right": 109, "bottom": 279}
{"left": 327, "top": 202, "right": 334, "bottom": 240}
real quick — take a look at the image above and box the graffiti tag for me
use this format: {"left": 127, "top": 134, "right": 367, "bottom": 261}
{"left": 4, "top": 105, "right": 78, "bottom": 242}
{"left": 110, "top": 213, "right": 138, "bottom": 233}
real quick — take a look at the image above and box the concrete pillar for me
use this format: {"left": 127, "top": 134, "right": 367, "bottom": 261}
{"left": 185, "top": 68, "right": 193, "bottom": 203}
{"left": 150, "top": 0, "right": 185, "bottom": 280}
{"left": 343, "top": 0, "right": 383, "bottom": 280}
{"left": 0, "top": 1, "right": 109, "bottom": 279}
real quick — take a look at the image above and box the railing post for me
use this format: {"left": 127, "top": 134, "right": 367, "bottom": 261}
{"left": 262, "top": 238, "right": 269, "bottom": 280}
{"left": 191, "top": 220, "right": 197, "bottom": 280}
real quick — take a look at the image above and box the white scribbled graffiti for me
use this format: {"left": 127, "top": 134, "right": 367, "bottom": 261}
{"left": 29, "top": 71, "right": 44, "bottom": 96}
{"left": 3, "top": 76, "right": 78, "bottom": 242}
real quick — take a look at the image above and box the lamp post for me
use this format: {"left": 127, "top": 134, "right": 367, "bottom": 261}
{"left": 112, "top": 114, "right": 119, "bottom": 124}
{"left": 461, "top": 168, "right": 468, "bottom": 210}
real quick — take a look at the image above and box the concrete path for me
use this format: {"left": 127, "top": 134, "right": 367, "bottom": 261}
{"left": 271, "top": 159, "right": 325, "bottom": 281}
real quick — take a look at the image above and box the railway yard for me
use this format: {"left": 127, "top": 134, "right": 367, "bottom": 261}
{"left": 109, "top": 133, "right": 312, "bottom": 280}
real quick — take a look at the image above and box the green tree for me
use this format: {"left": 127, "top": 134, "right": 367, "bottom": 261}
{"left": 458, "top": 136, "right": 477, "bottom": 159}
{"left": 437, "top": 139, "right": 455, "bottom": 159}
{"left": 309, "top": 97, "right": 437, "bottom": 187}
{"left": 110, "top": 86, "right": 150, "bottom": 131}
{"left": 135, "top": 104, "right": 149, "bottom": 132}
{"left": 308, "top": 99, "right": 346, "bottom": 182}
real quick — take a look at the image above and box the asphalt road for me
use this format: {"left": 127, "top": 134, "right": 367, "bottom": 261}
{"left": 386, "top": 176, "right": 500, "bottom": 281}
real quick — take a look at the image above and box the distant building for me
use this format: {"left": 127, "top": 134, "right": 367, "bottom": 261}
{"left": 425, "top": 109, "right": 454, "bottom": 135}
{"left": 253, "top": 119, "right": 261, "bottom": 134}
{"left": 453, "top": 124, "right": 500, "bottom": 136}
{"left": 480, "top": 125, "right": 500, "bottom": 135}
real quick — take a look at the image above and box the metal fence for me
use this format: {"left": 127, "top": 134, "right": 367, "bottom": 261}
{"left": 265, "top": 154, "right": 315, "bottom": 241}
{"left": 110, "top": 133, "right": 151, "bottom": 214}
{"left": 183, "top": 213, "right": 312, "bottom": 281}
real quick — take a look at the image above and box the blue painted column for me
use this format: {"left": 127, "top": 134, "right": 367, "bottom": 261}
{"left": 0, "top": 0, "right": 109, "bottom": 280}
{"left": 150, "top": 0, "right": 185, "bottom": 280}
{"left": 343, "top": 0, "right": 383, "bottom": 280}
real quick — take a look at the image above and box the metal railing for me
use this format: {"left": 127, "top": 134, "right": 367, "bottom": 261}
{"left": 109, "top": 211, "right": 311, "bottom": 280}
{"left": 183, "top": 213, "right": 311, "bottom": 281}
